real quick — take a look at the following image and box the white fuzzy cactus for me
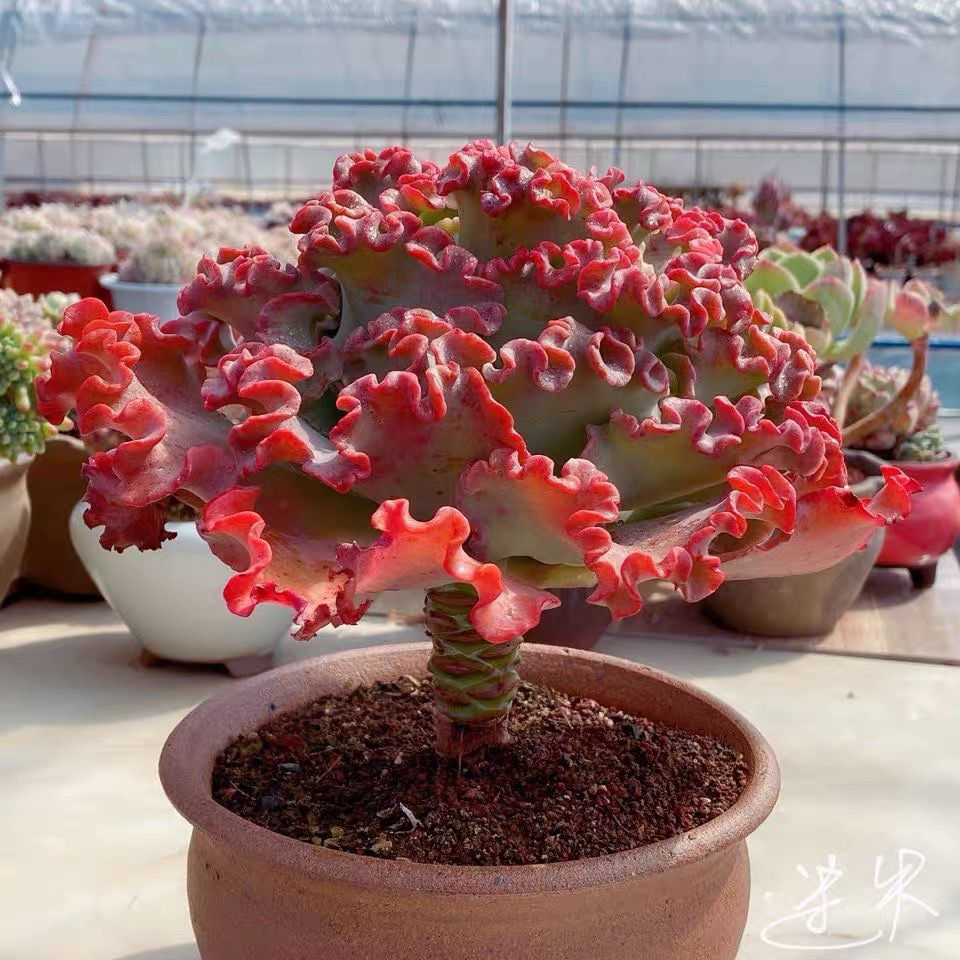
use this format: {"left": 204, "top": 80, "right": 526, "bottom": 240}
{"left": 9, "top": 227, "right": 115, "bottom": 265}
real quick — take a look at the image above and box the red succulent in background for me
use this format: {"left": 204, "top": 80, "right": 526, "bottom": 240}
{"left": 36, "top": 141, "right": 916, "bottom": 755}
{"left": 801, "top": 211, "right": 960, "bottom": 269}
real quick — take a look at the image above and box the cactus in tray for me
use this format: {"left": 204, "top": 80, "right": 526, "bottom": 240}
{"left": 118, "top": 229, "right": 203, "bottom": 285}
{"left": 9, "top": 227, "right": 115, "bottom": 266}
{"left": 37, "top": 141, "right": 916, "bottom": 755}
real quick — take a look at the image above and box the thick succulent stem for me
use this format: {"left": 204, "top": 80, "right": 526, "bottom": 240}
{"left": 831, "top": 351, "right": 863, "bottom": 432}
{"left": 843, "top": 335, "right": 927, "bottom": 447}
{"left": 425, "top": 583, "right": 521, "bottom": 757}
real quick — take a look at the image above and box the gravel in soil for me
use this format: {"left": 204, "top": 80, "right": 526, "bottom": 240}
{"left": 212, "top": 677, "right": 749, "bottom": 867}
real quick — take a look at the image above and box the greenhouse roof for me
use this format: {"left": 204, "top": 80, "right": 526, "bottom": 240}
{"left": 4, "top": 0, "right": 960, "bottom": 39}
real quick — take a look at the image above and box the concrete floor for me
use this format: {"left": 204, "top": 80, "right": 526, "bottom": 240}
{"left": 1, "top": 598, "right": 957, "bottom": 959}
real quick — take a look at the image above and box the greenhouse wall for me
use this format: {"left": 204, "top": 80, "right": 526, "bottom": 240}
{"left": 1, "top": 0, "right": 959, "bottom": 215}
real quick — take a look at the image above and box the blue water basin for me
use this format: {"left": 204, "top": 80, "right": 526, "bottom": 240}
{"left": 869, "top": 337, "right": 960, "bottom": 413}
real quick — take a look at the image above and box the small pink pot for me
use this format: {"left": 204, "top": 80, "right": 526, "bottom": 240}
{"left": 160, "top": 642, "right": 779, "bottom": 960}
{"left": 0, "top": 258, "right": 114, "bottom": 305}
{"left": 876, "top": 456, "right": 960, "bottom": 587}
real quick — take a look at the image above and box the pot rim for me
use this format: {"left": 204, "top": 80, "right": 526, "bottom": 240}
{"left": 98, "top": 272, "right": 184, "bottom": 293}
{"left": 890, "top": 454, "right": 959, "bottom": 477}
{"left": 159, "top": 642, "right": 779, "bottom": 896}
{"left": 70, "top": 499, "right": 200, "bottom": 536}
{"left": 0, "top": 257, "right": 114, "bottom": 270}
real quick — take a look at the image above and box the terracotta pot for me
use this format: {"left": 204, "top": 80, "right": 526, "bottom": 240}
{"left": 20, "top": 435, "right": 99, "bottom": 596}
{"left": 0, "top": 258, "right": 113, "bottom": 304}
{"left": 160, "top": 643, "right": 780, "bottom": 960}
{"left": 702, "top": 530, "right": 884, "bottom": 637}
{"left": 524, "top": 586, "right": 611, "bottom": 650}
{"left": 0, "top": 456, "right": 33, "bottom": 603}
{"left": 875, "top": 456, "right": 960, "bottom": 587}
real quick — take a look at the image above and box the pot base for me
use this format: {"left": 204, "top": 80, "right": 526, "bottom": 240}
{"left": 909, "top": 562, "right": 938, "bottom": 588}
{"left": 223, "top": 652, "right": 275, "bottom": 678}
{"left": 138, "top": 647, "right": 275, "bottom": 677}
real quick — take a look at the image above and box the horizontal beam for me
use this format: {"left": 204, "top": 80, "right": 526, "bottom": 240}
{"left": 14, "top": 90, "right": 960, "bottom": 115}
{"left": 4, "top": 129, "right": 960, "bottom": 151}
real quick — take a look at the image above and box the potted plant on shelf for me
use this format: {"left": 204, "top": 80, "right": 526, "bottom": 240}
{"left": 705, "top": 243, "right": 892, "bottom": 635}
{"left": 0, "top": 316, "right": 56, "bottom": 601}
{"left": 835, "top": 277, "right": 960, "bottom": 587}
{"left": 100, "top": 227, "right": 203, "bottom": 322}
{"left": 843, "top": 370, "right": 957, "bottom": 587}
{"left": 37, "top": 142, "right": 916, "bottom": 960}
{"left": 1, "top": 226, "right": 116, "bottom": 301}
{"left": 0, "top": 288, "right": 98, "bottom": 596}
{"left": 100, "top": 208, "right": 300, "bottom": 323}
{"left": 68, "top": 485, "right": 295, "bottom": 673}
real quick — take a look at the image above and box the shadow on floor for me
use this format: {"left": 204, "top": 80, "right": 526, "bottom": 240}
{"left": 113, "top": 946, "right": 199, "bottom": 960}
{"left": 0, "top": 600, "right": 236, "bottom": 731}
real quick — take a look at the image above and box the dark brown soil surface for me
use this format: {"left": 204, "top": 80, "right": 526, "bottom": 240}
{"left": 212, "top": 678, "right": 748, "bottom": 866}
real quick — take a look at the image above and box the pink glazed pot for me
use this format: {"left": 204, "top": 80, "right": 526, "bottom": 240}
{"left": 876, "top": 456, "right": 960, "bottom": 587}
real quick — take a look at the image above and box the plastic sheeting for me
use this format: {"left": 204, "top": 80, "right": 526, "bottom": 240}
{"left": 1, "top": 1, "right": 959, "bottom": 206}
{"left": 6, "top": 2, "right": 960, "bottom": 39}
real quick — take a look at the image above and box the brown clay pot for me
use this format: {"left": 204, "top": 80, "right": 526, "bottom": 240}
{"left": 160, "top": 643, "right": 780, "bottom": 960}
{"left": 524, "top": 586, "right": 612, "bottom": 650}
{"left": 0, "top": 456, "right": 33, "bottom": 603}
{"left": 702, "top": 530, "right": 884, "bottom": 638}
{"left": 20, "top": 435, "right": 99, "bottom": 596}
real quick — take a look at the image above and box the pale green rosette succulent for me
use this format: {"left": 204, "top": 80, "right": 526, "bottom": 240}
{"left": 745, "top": 244, "right": 886, "bottom": 364}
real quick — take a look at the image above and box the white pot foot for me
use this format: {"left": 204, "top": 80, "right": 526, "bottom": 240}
{"left": 224, "top": 652, "right": 274, "bottom": 678}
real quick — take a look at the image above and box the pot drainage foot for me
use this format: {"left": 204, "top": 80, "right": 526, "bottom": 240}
{"left": 224, "top": 652, "right": 275, "bottom": 678}
{"left": 909, "top": 563, "right": 938, "bottom": 589}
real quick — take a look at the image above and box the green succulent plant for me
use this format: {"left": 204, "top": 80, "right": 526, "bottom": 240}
{"left": 846, "top": 362, "right": 941, "bottom": 461}
{"left": 0, "top": 319, "right": 55, "bottom": 461}
{"left": 745, "top": 244, "right": 886, "bottom": 363}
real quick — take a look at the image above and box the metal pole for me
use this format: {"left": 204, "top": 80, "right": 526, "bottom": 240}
{"left": 836, "top": 1, "right": 847, "bottom": 254}
{"left": 72, "top": 32, "right": 97, "bottom": 191}
{"left": 820, "top": 139, "right": 830, "bottom": 212}
{"left": 559, "top": 15, "right": 571, "bottom": 144}
{"left": 187, "top": 18, "right": 207, "bottom": 191}
{"left": 495, "top": 0, "right": 514, "bottom": 143}
{"left": 401, "top": 19, "right": 418, "bottom": 145}
{"left": 951, "top": 147, "right": 960, "bottom": 223}
{"left": 614, "top": 15, "right": 632, "bottom": 168}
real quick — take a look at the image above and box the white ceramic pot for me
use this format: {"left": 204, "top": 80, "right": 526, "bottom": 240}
{"left": 99, "top": 274, "right": 182, "bottom": 322}
{"left": 69, "top": 502, "right": 293, "bottom": 673}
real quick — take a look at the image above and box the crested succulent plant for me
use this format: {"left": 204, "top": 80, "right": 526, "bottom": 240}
{"left": 37, "top": 141, "right": 916, "bottom": 755}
